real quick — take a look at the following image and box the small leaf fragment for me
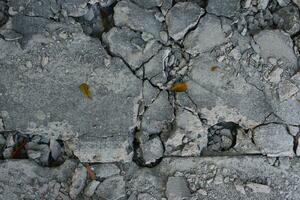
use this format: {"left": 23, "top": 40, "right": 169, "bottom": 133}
{"left": 211, "top": 66, "right": 221, "bottom": 72}
{"left": 79, "top": 83, "right": 92, "bottom": 100}
{"left": 170, "top": 82, "right": 188, "bottom": 92}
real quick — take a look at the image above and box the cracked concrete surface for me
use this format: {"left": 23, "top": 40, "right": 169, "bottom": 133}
{"left": 0, "top": 0, "right": 300, "bottom": 199}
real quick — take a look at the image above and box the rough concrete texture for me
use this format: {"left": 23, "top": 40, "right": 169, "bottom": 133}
{"left": 1, "top": 0, "right": 300, "bottom": 199}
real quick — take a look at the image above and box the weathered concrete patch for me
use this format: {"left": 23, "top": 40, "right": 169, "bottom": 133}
{"left": 0, "top": 22, "right": 142, "bottom": 163}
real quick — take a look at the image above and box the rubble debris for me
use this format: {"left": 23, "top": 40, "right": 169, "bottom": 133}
{"left": 166, "top": 2, "right": 205, "bottom": 41}
{"left": 207, "top": 122, "right": 240, "bottom": 152}
{"left": 166, "top": 176, "right": 191, "bottom": 200}
{"left": 0, "top": 1, "right": 8, "bottom": 27}
{"left": 253, "top": 124, "right": 294, "bottom": 157}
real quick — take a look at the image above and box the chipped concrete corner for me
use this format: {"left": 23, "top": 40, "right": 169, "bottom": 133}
{"left": 0, "top": 0, "right": 300, "bottom": 199}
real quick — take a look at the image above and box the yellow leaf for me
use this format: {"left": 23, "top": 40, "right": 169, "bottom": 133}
{"left": 170, "top": 82, "right": 188, "bottom": 92}
{"left": 79, "top": 83, "right": 92, "bottom": 100}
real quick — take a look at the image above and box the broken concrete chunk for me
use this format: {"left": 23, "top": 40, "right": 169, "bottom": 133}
{"left": 253, "top": 30, "right": 297, "bottom": 73}
{"left": 141, "top": 136, "right": 164, "bottom": 164}
{"left": 274, "top": 99, "right": 300, "bottom": 125}
{"left": 184, "top": 14, "right": 227, "bottom": 55}
{"left": 273, "top": 5, "right": 300, "bottom": 35}
{"left": 166, "top": 176, "right": 191, "bottom": 200}
{"left": 95, "top": 176, "right": 125, "bottom": 200}
{"left": 131, "top": 0, "right": 162, "bottom": 9}
{"left": 143, "top": 48, "right": 171, "bottom": 85}
{"left": 92, "top": 163, "right": 120, "bottom": 179}
{"left": 114, "top": 0, "right": 162, "bottom": 39}
{"left": 103, "top": 27, "right": 162, "bottom": 69}
{"left": 207, "top": 0, "right": 240, "bottom": 18}
{"left": 84, "top": 180, "right": 100, "bottom": 197}
{"left": 278, "top": 80, "right": 299, "bottom": 101}
{"left": 141, "top": 92, "right": 173, "bottom": 134}
{"left": 246, "top": 182, "right": 271, "bottom": 193}
{"left": 69, "top": 164, "right": 88, "bottom": 199}
{"left": 166, "top": 2, "right": 205, "bottom": 41}
{"left": 253, "top": 124, "right": 294, "bottom": 157}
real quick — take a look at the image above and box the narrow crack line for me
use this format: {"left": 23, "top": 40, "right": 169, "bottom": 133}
{"left": 163, "top": 153, "right": 266, "bottom": 159}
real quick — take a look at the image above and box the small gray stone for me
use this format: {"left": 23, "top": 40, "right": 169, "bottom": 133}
{"left": 166, "top": 176, "right": 191, "bottom": 200}
{"left": 95, "top": 176, "right": 125, "bottom": 200}
{"left": 278, "top": 80, "right": 299, "bottom": 101}
{"left": 50, "top": 139, "right": 62, "bottom": 160}
{"left": 84, "top": 180, "right": 100, "bottom": 197}
{"left": 166, "top": 2, "right": 205, "bottom": 41}
{"left": 92, "top": 163, "right": 120, "bottom": 179}
{"left": 207, "top": 0, "right": 240, "bottom": 18}
{"left": 69, "top": 164, "right": 88, "bottom": 199}
{"left": 0, "top": 134, "right": 6, "bottom": 150}
{"left": 114, "top": 0, "right": 163, "bottom": 40}
{"left": 26, "top": 143, "right": 50, "bottom": 166}
{"left": 253, "top": 124, "right": 294, "bottom": 157}
{"left": 184, "top": 14, "right": 227, "bottom": 55}
{"left": 141, "top": 137, "right": 164, "bottom": 164}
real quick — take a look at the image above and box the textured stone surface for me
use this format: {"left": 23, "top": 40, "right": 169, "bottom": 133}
{"left": 166, "top": 2, "right": 205, "bottom": 41}
{"left": 166, "top": 176, "right": 191, "bottom": 200}
{"left": 253, "top": 124, "right": 294, "bottom": 157}
{"left": 114, "top": 0, "right": 163, "bottom": 39}
{"left": 184, "top": 14, "right": 227, "bottom": 55}
{"left": 103, "top": 27, "right": 162, "bottom": 69}
{"left": 207, "top": 0, "right": 241, "bottom": 17}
